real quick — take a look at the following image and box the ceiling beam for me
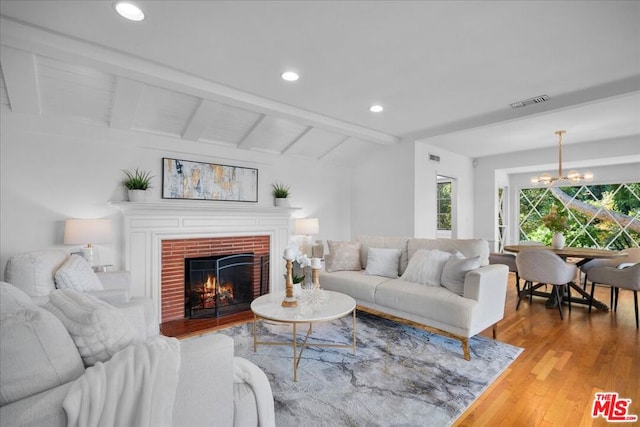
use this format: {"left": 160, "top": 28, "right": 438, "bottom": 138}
{"left": 236, "top": 114, "right": 266, "bottom": 149}
{"left": 1, "top": 17, "right": 400, "bottom": 146}
{"left": 109, "top": 77, "right": 143, "bottom": 129}
{"left": 182, "top": 99, "right": 216, "bottom": 141}
{"left": 0, "top": 45, "right": 40, "bottom": 114}
{"left": 318, "top": 135, "right": 351, "bottom": 160}
{"left": 281, "top": 126, "right": 313, "bottom": 155}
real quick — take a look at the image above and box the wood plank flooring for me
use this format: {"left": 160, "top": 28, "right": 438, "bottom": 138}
{"left": 161, "top": 274, "right": 639, "bottom": 426}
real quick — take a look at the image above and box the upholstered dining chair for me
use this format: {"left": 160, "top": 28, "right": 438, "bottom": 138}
{"left": 515, "top": 249, "right": 577, "bottom": 320}
{"left": 490, "top": 242, "right": 544, "bottom": 309}
{"left": 587, "top": 262, "right": 640, "bottom": 328}
{"left": 580, "top": 247, "right": 640, "bottom": 306}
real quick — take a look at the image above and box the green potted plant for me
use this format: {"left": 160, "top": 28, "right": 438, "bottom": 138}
{"left": 123, "top": 168, "right": 153, "bottom": 202}
{"left": 271, "top": 182, "right": 291, "bottom": 207}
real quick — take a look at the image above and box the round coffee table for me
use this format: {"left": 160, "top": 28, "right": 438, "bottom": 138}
{"left": 251, "top": 290, "right": 356, "bottom": 381}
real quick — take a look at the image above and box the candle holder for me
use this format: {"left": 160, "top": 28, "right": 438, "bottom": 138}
{"left": 311, "top": 266, "right": 321, "bottom": 289}
{"left": 281, "top": 258, "right": 298, "bottom": 307}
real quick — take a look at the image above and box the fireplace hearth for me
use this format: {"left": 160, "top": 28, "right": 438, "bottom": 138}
{"left": 185, "top": 253, "right": 269, "bottom": 319}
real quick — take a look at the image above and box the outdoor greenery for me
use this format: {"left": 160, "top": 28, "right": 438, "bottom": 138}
{"left": 519, "top": 183, "right": 640, "bottom": 249}
{"left": 437, "top": 182, "right": 452, "bottom": 230}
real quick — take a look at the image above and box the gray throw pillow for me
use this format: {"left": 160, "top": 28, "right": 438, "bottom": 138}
{"left": 364, "top": 247, "right": 401, "bottom": 278}
{"left": 441, "top": 251, "right": 481, "bottom": 296}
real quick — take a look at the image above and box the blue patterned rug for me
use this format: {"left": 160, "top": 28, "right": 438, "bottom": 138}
{"left": 219, "top": 312, "right": 522, "bottom": 427}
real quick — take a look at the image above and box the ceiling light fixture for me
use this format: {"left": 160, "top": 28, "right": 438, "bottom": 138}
{"left": 114, "top": 1, "right": 145, "bottom": 21}
{"left": 369, "top": 105, "right": 384, "bottom": 113}
{"left": 531, "top": 130, "right": 593, "bottom": 186}
{"left": 281, "top": 71, "right": 299, "bottom": 82}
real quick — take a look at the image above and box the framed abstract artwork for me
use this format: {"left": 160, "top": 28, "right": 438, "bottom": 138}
{"left": 162, "top": 158, "right": 258, "bottom": 202}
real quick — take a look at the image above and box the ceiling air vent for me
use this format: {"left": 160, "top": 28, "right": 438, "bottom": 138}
{"left": 510, "top": 94, "right": 550, "bottom": 109}
{"left": 429, "top": 154, "right": 440, "bottom": 162}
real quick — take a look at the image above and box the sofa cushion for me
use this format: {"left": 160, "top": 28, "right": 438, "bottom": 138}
{"left": 401, "top": 249, "right": 451, "bottom": 286}
{"left": 4, "top": 250, "right": 69, "bottom": 297}
{"left": 0, "top": 281, "right": 34, "bottom": 313}
{"left": 45, "top": 289, "right": 137, "bottom": 367}
{"left": 364, "top": 248, "right": 402, "bottom": 278}
{"left": 0, "top": 288, "right": 84, "bottom": 406}
{"left": 441, "top": 251, "right": 481, "bottom": 296}
{"left": 325, "top": 241, "right": 362, "bottom": 273}
{"left": 374, "top": 279, "right": 478, "bottom": 330}
{"left": 357, "top": 236, "right": 410, "bottom": 274}
{"left": 54, "top": 254, "right": 104, "bottom": 292}
{"left": 408, "top": 238, "right": 489, "bottom": 266}
{"left": 320, "top": 270, "right": 390, "bottom": 304}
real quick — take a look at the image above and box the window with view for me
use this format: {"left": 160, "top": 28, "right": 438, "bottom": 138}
{"left": 519, "top": 183, "right": 640, "bottom": 249}
{"left": 437, "top": 181, "right": 452, "bottom": 231}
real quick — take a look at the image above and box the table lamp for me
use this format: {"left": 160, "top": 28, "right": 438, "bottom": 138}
{"left": 64, "top": 218, "right": 112, "bottom": 267}
{"left": 294, "top": 218, "right": 319, "bottom": 257}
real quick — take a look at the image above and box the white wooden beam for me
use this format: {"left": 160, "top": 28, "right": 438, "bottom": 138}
{"left": 281, "top": 126, "right": 313, "bottom": 155}
{"left": 109, "top": 77, "right": 143, "bottom": 129}
{"left": 182, "top": 99, "right": 215, "bottom": 141}
{"left": 1, "top": 17, "right": 400, "bottom": 145}
{"left": 236, "top": 114, "right": 266, "bottom": 149}
{"left": 0, "top": 45, "right": 40, "bottom": 114}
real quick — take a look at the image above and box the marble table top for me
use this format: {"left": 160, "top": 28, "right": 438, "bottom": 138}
{"left": 251, "top": 290, "right": 355, "bottom": 323}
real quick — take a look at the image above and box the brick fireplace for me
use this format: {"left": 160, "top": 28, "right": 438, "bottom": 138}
{"left": 161, "top": 235, "right": 269, "bottom": 322}
{"left": 113, "top": 202, "right": 293, "bottom": 323}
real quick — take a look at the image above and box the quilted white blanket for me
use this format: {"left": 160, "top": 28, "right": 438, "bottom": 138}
{"left": 63, "top": 336, "right": 181, "bottom": 427}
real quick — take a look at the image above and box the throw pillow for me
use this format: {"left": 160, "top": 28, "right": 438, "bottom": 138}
{"left": 401, "top": 249, "right": 451, "bottom": 286}
{"left": 441, "top": 251, "right": 481, "bottom": 296}
{"left": 325, "top": 241, "right": 362, "bottom": 273}
{"left": 0, "top": 304, "right": 85, "bottom": 406}
{"left": 45, "top": 289, "right": 137, "bottom": 367}
{"left": 364, "top": 247, "right": 401, "bottom": 278}
{"left": 55, "top": 254, "right": 104, "bottom": 292}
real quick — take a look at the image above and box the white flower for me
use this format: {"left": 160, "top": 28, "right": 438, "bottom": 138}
{"left": 296, "top": 254, "right": 310, "bottom": 268}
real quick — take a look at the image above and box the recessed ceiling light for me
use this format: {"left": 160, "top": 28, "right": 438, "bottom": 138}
{"left": 114, "top": 2, "right": 145, "bottom": 21}
{"left": 281, "top": 71, "right": 299, "bottom": 82}
{"left": 369, "top": 104, "right": 384, "bottom": 113}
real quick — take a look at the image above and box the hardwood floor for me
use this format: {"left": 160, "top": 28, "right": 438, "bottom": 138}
{"left": 161, "top": 274, "right": 639, "bottom": 426}
{"left": 455, "top": 274, "right": 639, "bottom": 427}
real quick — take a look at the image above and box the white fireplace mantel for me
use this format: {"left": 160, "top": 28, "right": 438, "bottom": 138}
{"left": 110, "top": 201, "right": 297, "bottom": 321}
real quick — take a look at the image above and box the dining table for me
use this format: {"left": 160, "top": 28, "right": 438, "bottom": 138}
{"left": 503, "top": 245, "right": 627, "bottom": 311}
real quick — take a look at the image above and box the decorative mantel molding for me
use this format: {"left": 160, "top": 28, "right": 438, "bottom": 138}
{"left": 110, "top": 201, "right": 296, "bottom": 321}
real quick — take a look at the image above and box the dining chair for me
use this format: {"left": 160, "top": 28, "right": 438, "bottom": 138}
{"left": 580, "top": 247, "right": 640, "bottom": 306}
{"left": 515, "top": 249, "right": 577, "bottom": 319}
{"left": 587, "top": 262, "right": 640, "bottom": 328}
{"left": 489, "top": 253, "right": 520, "bottom": 307}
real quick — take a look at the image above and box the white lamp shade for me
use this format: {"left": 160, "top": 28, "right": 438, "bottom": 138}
{"left": 64, "top": 219, "right": 112, "bottom": 245}
{"left": 294, "top": 218, "right": 319, "bottom": 235}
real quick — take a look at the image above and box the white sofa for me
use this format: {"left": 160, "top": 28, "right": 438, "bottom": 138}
{"left": 1, "top": 251, "right": 276, "bottom": 427}
{"left": 320, "top": 236, "right": 509, "bottom": 360}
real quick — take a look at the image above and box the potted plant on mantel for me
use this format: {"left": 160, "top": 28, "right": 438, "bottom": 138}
{"left": 272, "top": 182, "right": 291, "bottom": 207}
{"left": 123, "top": 168, "right": 153, "bottom": 202}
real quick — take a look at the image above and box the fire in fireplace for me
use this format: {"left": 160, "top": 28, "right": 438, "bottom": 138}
{"left": 184, "top": 253, "right": 269, "bottom": 319}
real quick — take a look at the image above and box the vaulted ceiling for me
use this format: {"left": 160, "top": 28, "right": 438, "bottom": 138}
{"left": 1, "top": 1, "right": 639, "bottom": 165}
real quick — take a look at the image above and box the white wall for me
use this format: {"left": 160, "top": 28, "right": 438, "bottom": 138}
{"left": 350, "top": 139, "right": 475, "bottom": 239}
{"left": 414, "top": 141, "right": 475, "bottom": 238}
{"left": 473, "top": 135, "right": 640, "bottom": 250}
{"left": 0, "top": 109, "right": 353, "bottom": 277}
{"left": 350, "top": 140, "right": 416, "bottom": 238}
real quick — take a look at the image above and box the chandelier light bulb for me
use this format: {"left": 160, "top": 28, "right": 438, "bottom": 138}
{"left": 531, "top": 176, "right": 540, "bottom": 184}
{"left": 584, "top": 171, "right": 594, "bottom": 182}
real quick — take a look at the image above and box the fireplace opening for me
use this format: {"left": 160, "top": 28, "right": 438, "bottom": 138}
{"left": 185, "top": 253, "right": 269, "bottom": 319}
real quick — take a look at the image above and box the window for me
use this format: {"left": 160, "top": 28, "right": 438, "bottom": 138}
{"left": 519, "top": 183, "right": 640, "bottom": 249}
{"left": 437, "top": 181, "right": 452, "bottom": 231}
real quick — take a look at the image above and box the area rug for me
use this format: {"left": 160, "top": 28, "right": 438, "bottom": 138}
{"left": 218, "top": 312, "right": 522, "bottom": 427}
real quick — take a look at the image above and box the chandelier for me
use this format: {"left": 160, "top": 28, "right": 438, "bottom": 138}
{"left": 531, "top": 130, "right": 593, "bottom": 186}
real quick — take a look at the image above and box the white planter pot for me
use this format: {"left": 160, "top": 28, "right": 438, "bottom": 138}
{"left": 274, "top": 198, "right": 290, "bottom": 207}
{"left": 552, "top": 232, "right": 565, "bottom": 249}
{"left": 128, "top": 189, "right": 148, "bottom": 202}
